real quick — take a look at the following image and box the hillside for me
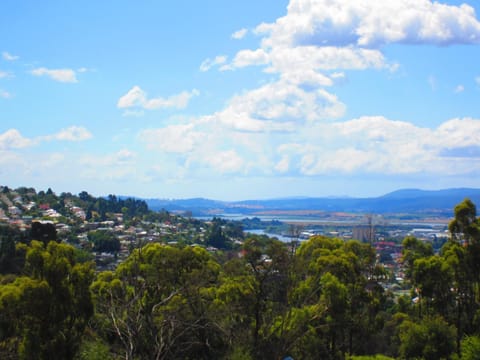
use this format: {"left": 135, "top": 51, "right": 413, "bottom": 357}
{"left": 145, "top": 188, "right": 480, "bottom": 217}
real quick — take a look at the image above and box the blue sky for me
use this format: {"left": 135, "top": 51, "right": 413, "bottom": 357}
{"left": 1, "top": 0, "right": 480, "bottom": 200}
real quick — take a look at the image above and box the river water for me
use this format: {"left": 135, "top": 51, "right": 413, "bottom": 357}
{"left": 244, "top": 229, "right": 296, "bottom": 242}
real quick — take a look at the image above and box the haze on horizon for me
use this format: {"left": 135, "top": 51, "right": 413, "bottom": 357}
{"left": 1, "top": 0, "right": 480, "bottom": 201}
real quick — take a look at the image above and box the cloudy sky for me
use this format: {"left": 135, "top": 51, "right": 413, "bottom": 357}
{"left": 1, "top": 0, "right": 480, "bottom": 200}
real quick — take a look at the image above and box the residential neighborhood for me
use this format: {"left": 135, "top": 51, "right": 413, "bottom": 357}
{"left": 0, "top": 186, "right": 219, "bottom": 270}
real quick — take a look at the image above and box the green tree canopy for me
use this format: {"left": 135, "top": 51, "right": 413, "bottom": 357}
{"left": 0, "top": 241, "right": 94, "bottom": 359}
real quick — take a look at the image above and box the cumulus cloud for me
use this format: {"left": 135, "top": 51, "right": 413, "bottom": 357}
{"left": 190, "top": 0, "right": 480, "bottom": 154}
{"left": 232, "top": 28, "right": 248, "bottom": 40}
{"left": 205, "top": 150, "right": 245, "bottom": 173}
{"left": 434, "top": 118, "right": 480, "bottom": 147}
{"left": 259, "top": 0, "right": 480, "bottom": 48}
{"left": 272, "top": 46, "right": 389, "bottom": 73}
{"left": 139, "top": 125, "right": 258, "bottom": 176}
{"left": 274, "top": 116, "right": 480, "bottom": 176}
{"left": 134, "top": 1, "right": 480, "bottom": 181}
{"left": 49, "top": 126, "right": 93, "bottom": 141}
{"left": 137, "top": 55, "right": 350, "bottom": 176}
{"left": 2, "top": 51, "right": 19, "bottom": 61}
{"left": 202, "top": 78, "right": 345, "bottom": 133}
{"left": 227, "top": 49, "right": 269, "bottom": 69}
{"left": 331, "top": 72, "right": 346, "bottom": 80}
{"left": 117, "top": 86, "right": 199, "bottom": 110}
{"left": 223, "top": 39, "right": 390, "bottom": 76}
{"left": 454, "top": 85, "right": 465, "bottom": 93}
{"left": 333, "top": 116, "right": 428, "bottom": 141}
{"left": 137, "top": 113, "right": 480, "bottom": 179}
{"left": 0, "top": 126, "right": 92, "bottom": 152}
{"left": 0, "top": 129, "right": 36, "bottom": 150}
{"left": 30, "top": 67, "right": 78, "bottom": 83}
{"left": 214, "top": 0, "right": 480, "bottom": 81}
{"left": 200, "top": 55, "right": 227, "bottom": 72}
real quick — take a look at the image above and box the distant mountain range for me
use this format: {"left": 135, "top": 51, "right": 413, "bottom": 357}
{"left": 142, "top": 188, "right": 480, "bottom": 217}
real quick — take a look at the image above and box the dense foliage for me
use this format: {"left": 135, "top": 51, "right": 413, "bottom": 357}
{"left": 0, "top": 241, "right": 94, "bottom": 359}
{"left": 1, "top": 192, "right": 480, "bottom": 359}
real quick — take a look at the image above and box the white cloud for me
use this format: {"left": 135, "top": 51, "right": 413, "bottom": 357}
{"left": 138, "top": 124, "right": 204, "bottom": 153}
{"left": 80, "top": 149, "right": 136, "bottom": 167}
{"left": 476, "top": 76, "right": 480, "bottom": 86}
{"left": 265, "top": 46, "right": 389, "bottom": 89}
{"left": 280, "top": 68, "right": 334, "bottom": 87}
{"left": 0, "top": 126, "right": 92, "bottom": 151}
{"left": 208, "top": 109, "right": 293, "bottom": 133}
{"left": 200, "top": 55, "right": 227, "bottom": 72}
{"left": 2, "top": 51, "right": 19, "bottom": 61}
{"left": 204, "top": 79, "right": 345, "bottom": 133}
{"left": 259, "top": 0, "right": 480, "bottom": 48}
{"left": 333, "top": 116, "right": 429, "bottom": 141}
{"left": 271, "top": 46, "right": 388, "bottom": 73}
{"left": 117, "top": 86, "right": 144, "bottom": 108}
{"left": 205, "top": 150, "right": 245, "bottom": 173}
{"left": 30, "top": 67, "right": 78, "bottom": 83}
{"left": 40, "top": 153, "right": 65, "bottom": 168}
{"left": 115, "top": 149, "right": 136, "bottom": 163}
{"left": 78, "top": 149, "right": 139, "bottom": 182}
{"left": 50, "top": 126, "right": 93, "bottom": 141}
{"left": 0, "top": 129, "right": 36, "bottom": 150}
{"left": 0, "top": 151, "right": 23, "bottom": 167}
{"left": 137, "top": 118, "right": 275, "bottom": 176}
{"left": 190, "top": 0, "right": 480, "bottom": 173}
{"left": 39, "top": 126, "right": 92, "bottom": 142}
{"left": 434, "top": 118, "right": 480, "bottom": 148}
{"left": 131, "top": 1, "right": 480, "bottom": 182}
{"left": 224, "top": 42, "right": 389, "bottom": 75}
{"left": 274, "top": 116, "right": 480, "bottom": 176}
{"left": 213, "top": 0, "right": 479, "bottom": 87}
{"left": 117, "top": 86, "right": 199, "bottom": 110}
{"left": 228, "top": 49, "right": 270, "bottom": 69}
{"left": 275, "top": 155, "right": 290, "bottom": 173}
{"left": 137, "top": 113, "right": 480, "bottom": 179}
{"left": 454, "top": 85, "right": 465, "bottom": 93}
{"left": 331, "top": 72, "right": 345, "bottom": 80}
{"left": 232, "top": 28, "right": 248, "bottom": 40}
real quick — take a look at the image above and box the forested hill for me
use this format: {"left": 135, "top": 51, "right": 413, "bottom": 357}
{"left": 145, "top": 188, "right": 480, "bottom": 216}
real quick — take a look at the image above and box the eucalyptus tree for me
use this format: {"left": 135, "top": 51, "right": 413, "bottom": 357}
{"left": 0, "top": 241, "right": 94, "bottom": 360}
{"left": 91, "top": 243, "right": 223, "bottom": 360}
